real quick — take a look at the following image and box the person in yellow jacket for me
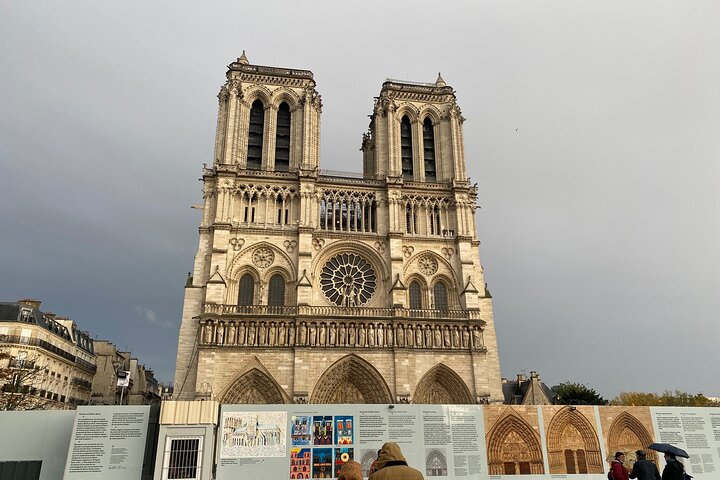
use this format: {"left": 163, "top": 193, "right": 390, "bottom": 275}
{"left": 369, "top": 442, "right": 425, "bottom": 480}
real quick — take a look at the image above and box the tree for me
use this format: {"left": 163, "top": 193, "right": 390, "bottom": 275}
{"left": 612, "top": 390, "right": 720, "bottom": 407}
{"left": 0, "top": 351, "right": 53, "bottom": 411}
{"left": 552, "top": 381, "right": 608, "bottom": 405}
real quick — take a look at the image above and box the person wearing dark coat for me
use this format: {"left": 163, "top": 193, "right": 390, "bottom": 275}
{"left": 611, "top": 452, "right": 630, "bottom": 480}
{"left": 661, "top": 453, "right": 686, "bottom": 480}
{"left": 630, "top": 450, "right": 660, "bottom": 480}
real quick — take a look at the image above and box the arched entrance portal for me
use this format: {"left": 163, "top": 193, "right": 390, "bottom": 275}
{"left": 310, "top": 355, "right": 392, "bottom": 404}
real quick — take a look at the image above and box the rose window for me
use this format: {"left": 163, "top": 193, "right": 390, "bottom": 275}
{"left": 320, "top": 253, "right": 376, "bottom": 306}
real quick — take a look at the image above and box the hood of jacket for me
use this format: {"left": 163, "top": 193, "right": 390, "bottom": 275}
{"left": 374, "top": 442, "right": 408, "bottom": 470}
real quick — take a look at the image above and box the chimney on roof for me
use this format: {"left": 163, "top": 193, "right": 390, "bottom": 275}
{"left": 18, "top": 299, "right": 41, "bottom": 309}
{"left": 517, "top": 373, "right": 526, "bottom": 383}
{"left": 530, "top": 371, "right": 539, "bottom": 379}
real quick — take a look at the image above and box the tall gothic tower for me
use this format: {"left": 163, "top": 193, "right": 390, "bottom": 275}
{"left": 174, "top": 53, "right": 503, "bottom": 404}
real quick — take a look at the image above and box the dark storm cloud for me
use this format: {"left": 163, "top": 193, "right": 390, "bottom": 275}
{"left": 1, "top": 1, "right": 718, "bottom": 396}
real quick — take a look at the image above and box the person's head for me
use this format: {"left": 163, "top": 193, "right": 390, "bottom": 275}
{"left": 664, "top": 452, "right": 676, "bottom": 462}
{"left": 338, "top": 460, "right": 362, "bottom": 480}
{"left": 615, "top": 452, "right": 625, "bottom": 462}
{"left": 636, "top": 450, "right": 646, "bottom": 459}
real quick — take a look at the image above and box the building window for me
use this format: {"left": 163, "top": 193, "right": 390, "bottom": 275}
{"left": 400, "top": 115, "right": 413, "bottom": 180}
{"left": 409, "top": 281, "right": 422, "bottom": 309}
{"left": 268, "top": 274, "right": 286, "bottom": 306}
{"left": 433, "top": 282, "right": 448, "bottom": 310}
{"left": 238, "top": 274, "right": 255, "bottom": 306}
{"left": 423, "top": 118, "right": 436, "bottom": 181}
{"left": 275, "top": 102, "right": 291, "bottom": 172}
{"left": 163, "top": 436, "right": 203, "bottom": 480}
{"left": 247, "top": 100, "right": 264, "bottom": 170}
{"left": 429, "top": 205, "right": 441, "bottom": 236}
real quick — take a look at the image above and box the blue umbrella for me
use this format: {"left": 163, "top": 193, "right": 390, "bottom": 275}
{"left": 647, "top": 443, "right": 689, "bottom": 458}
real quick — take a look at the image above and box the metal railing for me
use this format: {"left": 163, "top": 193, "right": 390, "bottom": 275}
{"left": 0, "top": 335, "right": 97, "bottom": 374}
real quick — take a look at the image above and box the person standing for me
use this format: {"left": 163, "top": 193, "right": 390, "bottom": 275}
{"left": 661, "top": 453, "right": 685, "bottom": 480}
{"left": 610, "top": 452, "right": 630, "bottom": 480}
{"left": 630, "top": 450, "right": 660, "bottom": 480}
{"left": 369, "top": 442, "right": 425, "bottom": 480}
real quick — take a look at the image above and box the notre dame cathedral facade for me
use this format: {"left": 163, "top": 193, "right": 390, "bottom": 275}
{"left": 174, "top": 53, "right": 503, "bottom": 404}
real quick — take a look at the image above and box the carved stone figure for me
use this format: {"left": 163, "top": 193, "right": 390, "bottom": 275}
{"left": 385, "top": 325, "right": 393, "bottom": 346}
{"left": 397, "top": 325, "right": 405, "bottom": 346}
{"left": 288, "top": 323, "right": 296, "bottom": 345}
{"left": 247, "top": 322, "right": 256, "bottom": 345}
{"left": 348, "top": 323, "right": 356, "bottom": 345}
{"left": 259, "top": 322, "right": 267, "bottom": 345}
{"left": 278, "top": 322, "right": 286, "bottom": 345}
{"left": 443, "top": 326, "right": 451, "bottom": 348}
{"left": 462, "top": 327, "right": 470, "bottom": 348}
{"left": 358, "top": 324, "right": 366, "bottom": 347}
{"left": 368, "top": 324, "right": 375, "bottom": 346}
{"left": 309, "top": 323, "right": 317, "bottom": 346}
{"left": 425, "top": 325, "right": 433, "bottom": 347}
{"left": 416, "top": 325, "right": 423, "bottom": 347}
{"left": 339, "top": 323, "right": 346, "bottom": 346}
{"left": 269, "top": 323, "right": 277, "bottom": 345}
{"left": 238, "top": 322, "right": 246, "bottom": 345}
{"left": 216, "top": 323, "right": 225, "bottom": 344}
{"left": 329, "top": 323, "right": 336, "bottom": 345}
{"left": 452, "top": 327, "right": 460, "bottom": 348}
{"left": 376, "top": 324, "right": 384, "bottom": 346}
{"left": 434, "top": 326, "right": 442, "bottom": 348}
{"left": 319, "top": 323, "right": 326, "bottom": 346}
{"left": 299, "top": 322, "right": 307, "bottom": 345}
{"left": 227, "top": 323, "right": 236, "bottom": 344}
{"left": 204, "top": 322, "right": 213, "bottom": 344}
{"left": 472, "top": 327, "right": 482, "bottom": 349}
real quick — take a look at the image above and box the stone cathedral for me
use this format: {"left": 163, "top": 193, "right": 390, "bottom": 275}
{"left": 174, "top": 53, "right": 503, "bottom": 404}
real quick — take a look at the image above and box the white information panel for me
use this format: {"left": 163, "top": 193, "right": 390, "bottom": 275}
{"left": 63, "top": 405, "right": 150, "bottom": 480}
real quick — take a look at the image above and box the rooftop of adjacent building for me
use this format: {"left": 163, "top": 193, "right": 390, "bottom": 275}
{"left": 0, "top": 299, "right": 94, "bottom": 354}
{"left": 501, "top": 371, "right": 555, "bottom": 405}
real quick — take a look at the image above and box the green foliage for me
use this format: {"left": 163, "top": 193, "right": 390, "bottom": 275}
{"left": 552, "top": 381, "right": 608, "bottom": 405}
{"left": 612, "top": 390, "right": 720, "bottom": 407}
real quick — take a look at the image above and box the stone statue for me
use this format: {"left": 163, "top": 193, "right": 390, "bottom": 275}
{"left": 309, "top": 323, "right": 317, "bottom": 346}
{"left": 472, "top": 327, "right": 482, "bottom": 349}
{"left": 452, "top": 327, "right": 460, "bottom": 348}
{"left": 376, "top": 324, "right": 384, "bottom": 346}
{"left": 216, "top": 323, "right": 225, "bottom": 344}
{"left": 339, "top": 323, "right": 346, "bottom": 346}
{"left": 269, "top": 323, "right": 277, "bottom": 345}
{"left": 227, "top": 323, "right": 236, "bottom": 344}
{"left": 425, "top": 325, "right": 433, "bottom": 347}
{"left": 299, "top": 322, "right": 307, "bottom": 345}
{"left": 204, "top": 322, "right": 213, "bottom": 344}
{"left": 367, "top": 324, "right": 375, "bottom": 346}
{"left": 348, "top": 323, "right": 356, "bottom": 346}
{"left": 247, "top": 322, "right": 256, "bottom": 345}
{"left": 385, "top": 325, "right": 393, "bottom": 346}
{"left": 358, "top": 324, "right": 366, "bottom": 347}
{"left": 259, "top": 322, "right": 267, "bottom": 345}
{"left": 434, "top": 326, "right": 442, "bottom": 348}
{"left": 288, "top": 323, "right": 296, "bottom": 345}
{"left": 238, "top": 322, "right": 246, "bottom": 345}
{"left": 415, "top": 325, "right": 422, "bottom": 347}
{"left": 329, "top": 323, "right": 336, "bottom": 345}
{"left": 278, "top": 322, "right": 286, "bottom": 345}
{"left": 443, "top": 327, "right": 451, "bottom": 348}
{"left": 396, "top": 324, "right": 405, "bottom": 346}
{"left": 319, "top": 323, "right": 326, "bottom": 346}
{"left": 462, "top": 327, "right": 470, "bottom": 348}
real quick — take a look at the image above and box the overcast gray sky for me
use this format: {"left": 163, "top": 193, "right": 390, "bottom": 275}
{"left": 1, "top": 1, "right": 718, "bottom": 398}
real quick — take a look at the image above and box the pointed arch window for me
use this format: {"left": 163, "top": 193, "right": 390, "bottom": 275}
{"left": 275, "top": 102, "right": 290, "bottom": 172}
{"left": 400, "top": 115, "right": 413, "bottom": 180}
{"left": 268, "top": 274, "right": 286, "bottom": 306}
{"left": 423, "top": 117, "right": 436, "bottom": 181}
{"left": 238, "top": 274, "right": 255, "bottom": 306}
{"left": 433, "top": 282, "right": 448, "bottom": 310}
{"left": 247, "top": 100, "right": 264, "bottom": 170}
{"left": 409, "top": 281, "right": 423, "bottom": 309}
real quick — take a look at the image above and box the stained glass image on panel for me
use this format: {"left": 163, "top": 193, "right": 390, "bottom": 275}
{"left": 335, "top": 448, "right": 354, "bottom": 472}
{"left": 313, "top": 416, "right": 333, "bottom": 445}
{"left": 291, "top": 447, "right": 311, "bottom": 479}
{"left": 312, "top": 448, "right": 333, "bottom": 478}
{"left": 335, "top": 415, "right": 353, "bottom": 445}
{"left": 320, "top": 253, "right": 376, "bottom": 307}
